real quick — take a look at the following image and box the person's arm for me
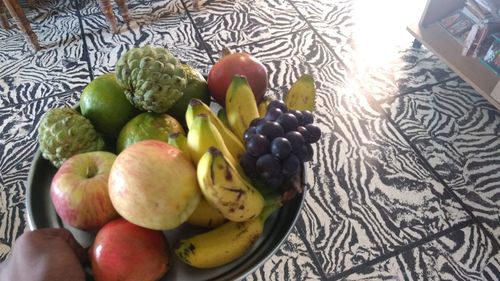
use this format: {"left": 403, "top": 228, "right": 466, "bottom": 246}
{"left": 0, "top": 228, "right": 87, "bottom": 281}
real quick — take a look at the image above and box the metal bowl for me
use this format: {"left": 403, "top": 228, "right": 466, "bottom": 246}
{"left": 26, "top": 149, "right": 305, "bottom": 281}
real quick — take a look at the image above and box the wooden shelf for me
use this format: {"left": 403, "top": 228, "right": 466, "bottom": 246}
{"left": 407, "top": 0, "right": 500, "bottom": 111}
{"left": 407, "top": 22, "right": 500, "bottom": 111}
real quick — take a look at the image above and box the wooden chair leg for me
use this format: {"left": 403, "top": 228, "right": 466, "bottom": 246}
{"left": 98, "top": 0, "right": 118, "bottom": 33}
{"left": 114, "top": 0, "right": 130, "bottom": 23}
{"left": 0, "top": 0, "right": 10, "bottom": 29}
{"left": 2, "top": 0, "right": 40, "bottom": 50}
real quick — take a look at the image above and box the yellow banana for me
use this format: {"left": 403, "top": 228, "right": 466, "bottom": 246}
{"left": 284, "top": 74, "right": 316, "bottom": 111}
{"left": 257, "top": 96, "right": 272, "bottom": 117}
{"left": 185, "top": 99, "right": 245, "bottom": 162}
{"left": 168, "top": 132, "right": 192, "bottom": 163}
{"left": 197, "top": 147, "right": 264, "bottom": 222}
{"left": 175, "top": 197, "right": 281, "bottom": 269}
{"left": 225, "top": 75, "right": 260, "bottom": 141}
{"left": 187, "top": 196, "right": 227, "bottom": 228}
{"left": 187, "top": 114, "right": 237, "bottom": 166}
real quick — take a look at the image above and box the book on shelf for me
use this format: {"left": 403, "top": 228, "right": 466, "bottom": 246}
{"left": 466, "top": 0, "right": 490, "bottom": 19}
{"left": 480, "top": 32, "right": 500, "bottom": 75}
{"left": 473, "top": 0, "right": 499, "bottom": 16}
{"left": 439, "top": 1, "right": 500, "bottom": 57}
{"left": 462, "top": 20, "right": 500, "bottom": 57}
{"left": 440, "top": 8, "right": 476, "bottom": 45}
{"left": 462, "top": 24, "right": 481, "bottom": 56}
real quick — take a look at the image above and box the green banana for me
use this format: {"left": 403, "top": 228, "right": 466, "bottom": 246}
{"left": 225, "top": 76, "right": 260, "bottom": 141}
{"left": 185, "top": 99, "right": 245, "bottom": 162}
{"left": 187, "top": 114, "right": 237, "bottom": 166}
{"left": 187, "top": 196, "right": 227, "bottom": 228}
{"left": 217, "top": 108, "right": 231, "bottom": 129}
{"left": 168, "top": 132, "right": 192, "bottom": 163}
{"left": 197, "top": 147, "right": 264, "bottom": 222}
{"left": 176, "top": 197, "right": 281, "bottom": 269}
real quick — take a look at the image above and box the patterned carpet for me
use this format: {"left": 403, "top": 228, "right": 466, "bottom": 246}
{"left": 0, "top": 0, "right": 499, "bottom": 280}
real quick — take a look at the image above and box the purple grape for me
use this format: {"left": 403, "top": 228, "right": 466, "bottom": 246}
{"left": 266, "top": 174, "right": 285, "bottom": 188}
{"left": 271, "top": 137, "right": 292, "bottom": 159}
{"left": 246, "top": 134, "right": 270, "bottom": 157}
{"left": 289, "top": 109, "right": 304, "bottom": 125}
{"left": 305, "top": 124, "right": 321, "bottom": 143}
{"left": 282, "top": 154, "right": 300, "bottom": 177}
{"left": 256, "top": 121, "right": 285, "bottom": 140}
{"left": 264, "top": 107, "right": 283, "bottom": 121}
{"left": 296, "top": 126, "right": 310, "bottom": 142}
{"left": 268, "top": 100, "right": 288, "bottom": 112}
{"left": 244, "top": 126, "right": 257, "bottom": 143}
{"left": 301, "top": 110, "right": 314, "bottom": 124}
{"left": 305, "top": 144, "right": 314, "bottom": 162}
{"left": 256, "top": 154, "right": 281, "bottom": 179}
{"left": 295, "top": 145, "right": 309, "bottom": 162}
{"left": 276, "top": 113, "right": 299, "bottom": 132}
{"left": 250, "top": 117, "right": 264, "bottom": 127}
{"left": 285, "top": 131, "right": 305, "bottom": 152}
{"left": 240, "top": 153, "right": 257, "bottom": 177}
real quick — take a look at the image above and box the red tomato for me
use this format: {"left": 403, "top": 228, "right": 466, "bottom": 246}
{"left": 208, "top": 52, "right": 268, "bottom": 106}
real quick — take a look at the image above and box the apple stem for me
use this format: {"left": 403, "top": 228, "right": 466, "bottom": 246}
{"left": 85, "top": 165, "right": 97, "bottom": 178}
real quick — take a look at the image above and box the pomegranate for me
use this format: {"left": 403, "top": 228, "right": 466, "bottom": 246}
{"left": 208, "top": 48, "right": 268, "bottom": 106}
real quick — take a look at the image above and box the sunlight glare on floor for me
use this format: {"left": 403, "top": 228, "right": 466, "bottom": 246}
{"left": 350, "top": 0, "right": 427, "bottom": 67}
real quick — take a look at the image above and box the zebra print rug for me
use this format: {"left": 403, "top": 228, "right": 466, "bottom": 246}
{"left": 0, "top": 0, "right": 499, "bottom": 279}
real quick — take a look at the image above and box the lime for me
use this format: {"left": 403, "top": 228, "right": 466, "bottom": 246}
{"left": 167, "top": 64, "right": 210, "bottom": 129}
{"left": 80, "top": 73, "right": 140, "bottom": 138}
{"left": 116, "top": 112, "right": 185, "bottom": 153}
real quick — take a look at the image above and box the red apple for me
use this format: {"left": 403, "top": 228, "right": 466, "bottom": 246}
{"left": 108, "top": 140, "right": 201, "bottom": 230}
{"left": 207, "top": 50, "right": 268, "bottom": 106}
{"left": 90, "top": 218, "right": 169, "bottom": 281}
{"left": 50, "top": 151, "right": 119, "bottom": 231}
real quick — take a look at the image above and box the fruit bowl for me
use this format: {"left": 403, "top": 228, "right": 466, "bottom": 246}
{"left": 26, "top": 149, "right": 306, "bottom": 281}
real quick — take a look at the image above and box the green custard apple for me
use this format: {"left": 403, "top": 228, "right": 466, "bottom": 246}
{"left": 38, "top": 108, "right": 106, "bottom": 167}
{"left": 115, "top": 45, "right": 187, "bottom": 113}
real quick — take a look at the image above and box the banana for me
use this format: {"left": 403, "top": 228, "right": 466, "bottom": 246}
{"left": 217, "top": 108, "right": 231, "bottom": 129}
{"left": 187, "top": 114, "right": 237, "bottom": 166}
{"left": 187, "top": 196, "right": 227, "bottom": 228}
{"left": 284, "top": 74, "right": 316, "bottom": 111}
{"left": 225, "top": 75, "right": 260, "bottom": 141}
{"left": 257, "top": 96, "right": 272, "bottom": 117}
{"left": 168, "top": 132, "right": 192, "bottom": 162}
{"left": 176, "top": 197, "right": 281, "bottom": 269}
{"left": 185, "top": 99, "right": 245, "bottom": 162}
{"left": 197, "top": 147, "right": 264, "bottom": 222}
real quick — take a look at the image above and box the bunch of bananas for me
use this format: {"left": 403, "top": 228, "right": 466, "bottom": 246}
{"left": 170, "top": 74, "right": 316, "bottom": 269}
{"left": 164, "top": 76, "right": 266, "bottom": 268}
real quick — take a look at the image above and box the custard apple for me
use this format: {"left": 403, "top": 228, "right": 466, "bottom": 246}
{"left": 115, "top": 45, "right": 187, "bottom": 113}
{"left": 38, "top": 108, "right": 106, "bottom": 167}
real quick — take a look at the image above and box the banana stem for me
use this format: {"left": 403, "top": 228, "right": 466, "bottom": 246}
{"left": 259, "top": 195, "right": 282, "bottom": 223}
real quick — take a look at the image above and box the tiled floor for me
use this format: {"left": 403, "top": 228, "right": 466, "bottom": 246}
{"left": 0, "top": 0, "right": 499, "bottom": 280}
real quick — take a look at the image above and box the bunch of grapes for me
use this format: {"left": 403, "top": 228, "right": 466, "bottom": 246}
{"left": 239, "top": 100, "right": 321, "bottom": 190}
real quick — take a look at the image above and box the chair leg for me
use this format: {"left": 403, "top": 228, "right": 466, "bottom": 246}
{"left": 2, "top": 0, "right": 40, "bottom": 50}
{"left": 0, "top": 1, "right": 10, "bottom": 29}
{"left": 98, "top": 0, "right": 118, "bottom": 33}
{"left": 114, "top": 0, "right": 130, "bottom": 23}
